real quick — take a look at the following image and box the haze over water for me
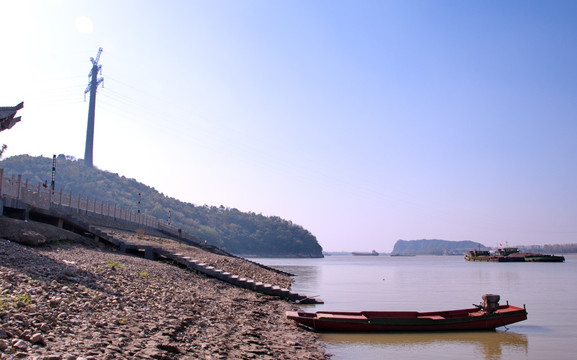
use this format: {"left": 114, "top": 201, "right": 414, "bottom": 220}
{"left": 255, "top": 254, "right": 577, "bottom": 360}
{"left": 2, "top": 1, "right": 577, "bottom": 253}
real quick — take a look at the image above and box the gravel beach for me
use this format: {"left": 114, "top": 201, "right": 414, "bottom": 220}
{"left": 0, "top": 218, "right": 329, "bottom": 359}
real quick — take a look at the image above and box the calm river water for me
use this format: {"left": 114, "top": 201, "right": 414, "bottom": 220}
{"left": 253, "top": 254, "right": 577, "bottom": 360}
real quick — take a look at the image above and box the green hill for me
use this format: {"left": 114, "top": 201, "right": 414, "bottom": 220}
{"left": 392, "top": 239, "right": 487, "bottom": 255}
{"left": 1, "top": 154, "right": 323, "bottom": 258}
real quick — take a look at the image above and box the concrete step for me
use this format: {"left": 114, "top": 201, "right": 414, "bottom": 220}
{"left": 61, "top": 215, "right": 323, "bottom": 303}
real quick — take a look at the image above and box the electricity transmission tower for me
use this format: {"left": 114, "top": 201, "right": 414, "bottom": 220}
{"left": 84, "top": 47, "right": 103, "bottom": 167}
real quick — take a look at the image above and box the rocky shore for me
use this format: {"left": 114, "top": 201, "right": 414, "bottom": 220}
{"left": 0, "top": 218, "right": 329, "bottom": 359}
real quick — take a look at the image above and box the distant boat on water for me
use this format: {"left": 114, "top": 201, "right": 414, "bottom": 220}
{"left": 465, "top": 247, "right": 565, "bottom": 262}
{"left": 352, "top": 250, "right": 379, "bottom": 256}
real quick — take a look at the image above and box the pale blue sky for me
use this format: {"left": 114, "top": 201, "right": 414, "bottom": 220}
{"left": 1, "top": 0, "right": 576, "bottom": 251}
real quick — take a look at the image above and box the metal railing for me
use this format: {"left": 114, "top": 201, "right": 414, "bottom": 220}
{"left": 0, "top": 168, "right": 174, "bottom": 232}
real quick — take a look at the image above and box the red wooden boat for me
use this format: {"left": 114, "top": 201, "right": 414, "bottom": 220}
{"left": 286, "top": 294, "right": 527, "bottom": 332}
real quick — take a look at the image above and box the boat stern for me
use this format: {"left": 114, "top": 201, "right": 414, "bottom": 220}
{"left": 286, "top": 311, "right": 317, "bottom": 329}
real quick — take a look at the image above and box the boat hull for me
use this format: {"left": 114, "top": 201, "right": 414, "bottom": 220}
{"left": 286, "top": 305, "right": 527, "bottom": 332}
{"left": 465, "top": 248, "right": 565, "bottom": 262}
{"left": 524, "top": 256, "right": 565, "bottom": 262}
{"left": 352, "top": 251, "right": 379, "bottom": 256}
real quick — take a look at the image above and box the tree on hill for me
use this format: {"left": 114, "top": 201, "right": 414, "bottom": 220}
{"left": 0, "top": 154, "right": 324, "bottom": 258}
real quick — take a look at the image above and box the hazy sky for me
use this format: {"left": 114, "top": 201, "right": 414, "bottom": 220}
{"left": 1, "top": 0, "right": 576, "bottom": 252}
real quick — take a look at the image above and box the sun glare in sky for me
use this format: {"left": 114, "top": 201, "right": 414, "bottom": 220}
{"left": 75, "top": 16, "right": 94, "bottom": 34}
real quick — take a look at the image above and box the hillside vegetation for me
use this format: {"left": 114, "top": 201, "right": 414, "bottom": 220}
{"left": 392, "top": 239, "right": 488, "bottom": 255}
{"left": 517, "top": 244, "right": 577, "bottom": 254}
{"left": 1, "top": 154, "right": 323, "bottom": 257}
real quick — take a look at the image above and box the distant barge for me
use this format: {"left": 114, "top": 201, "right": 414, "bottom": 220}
{"left": 465, "top": 247, "right": 565, "bottom": 263}
{"left": 352, "top": 250, "right": 379, "bottom": 256}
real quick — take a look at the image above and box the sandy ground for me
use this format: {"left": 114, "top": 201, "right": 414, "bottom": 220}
{"left": 0, "top": 218, "right": 329, "bottom": 359}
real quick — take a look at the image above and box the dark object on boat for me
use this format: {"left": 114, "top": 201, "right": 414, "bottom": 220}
{"left": 286, "top": 294, "right": 527, "bottom": 332}
{"left": 465, "top": 247, "right": 565, "bottom": 262}
{"left": 352, "top": 250, "right": 379, "bottom": 256}
{"left": 474, "top": 294, "right": 501, "bottom": 313}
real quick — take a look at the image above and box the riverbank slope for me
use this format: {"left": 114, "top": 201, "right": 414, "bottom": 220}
{"left": 0, "top": 218, "right": 328, "bottom": 359}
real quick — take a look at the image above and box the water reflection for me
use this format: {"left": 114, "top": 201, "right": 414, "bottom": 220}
{"left": 276, "top": 265, "right": 321, "bottom": 294}
{"left": 320, "top": 331, "right": 528, "bottom": 360}
{"left": 254, "top": 256, "right": 577, "bottom": 359}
